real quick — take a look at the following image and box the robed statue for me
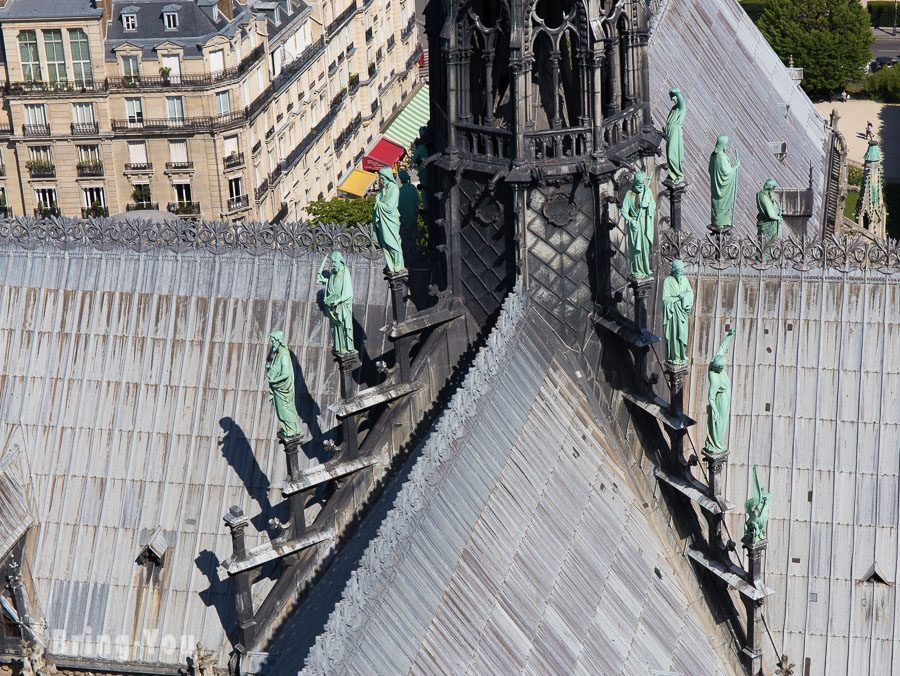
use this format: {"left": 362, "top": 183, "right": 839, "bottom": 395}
{"left": 372, "top": 166, "right": 405, "bottom": 273}
{"left": 744, "top": 465, "right": 771, "bottom": 544}
{"left": 317, "top": 251, "right": 355, "bottom": 354}
{"left": 664, "top": 88, "right": 686, "bottom": 185}
{"left": 662, "top": 259, "right": 693, "bottom": 365}
{"left": 756, "top": 179, "right": 782, "bottom": 239}
{"left": 266, "top": 331, "right": 304, "bottom": 439}
{"left": 708, "top": 135, "right": 740, "bottom": 228}
{"left": 620, "top": 171, "right": 656, "bottom": 279}
{"left": 704, "top": 328, "right": 736, "bottom": 454}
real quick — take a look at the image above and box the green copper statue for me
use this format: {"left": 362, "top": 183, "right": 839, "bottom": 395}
{"left": 664, "top": 88, "right": 686, "bottom": 185}
{"left": 756, "top": 179, "right": 782, "bottom": 240}
{"left": 704, "top": 328, "right": 736, "bottom": 454}
{"left": 708, "top": 135, "right": 740, "bottom": 228}
{"left": 372, "top": 166, "right": 405, "bottom": 273}
{"left": 266, "top": 331, "right": 304, "bottom": 438}
{"left": 744, "top": 465, "right": 771, "bottom": 544}
{"left": 620, "top": 170, "right": 656, "bottom": 279}
{"left": 317, "top": 252, "right": 355, "bottom": 354}
{"left": 662, "top": 259, "right": 693, "bottom": 365}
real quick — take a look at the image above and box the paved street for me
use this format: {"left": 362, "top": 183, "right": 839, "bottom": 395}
{"left": 872, "top": 26, "right": 900, "bottom": 58}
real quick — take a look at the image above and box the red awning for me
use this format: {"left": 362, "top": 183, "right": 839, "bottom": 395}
{"left": 362, "top": 138, "right": 406, "bottom": 171}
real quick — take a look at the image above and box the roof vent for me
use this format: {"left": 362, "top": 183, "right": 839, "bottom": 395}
{"left": 860, "top": 563, "right": 891, "bottom": 585}
{"left": 136, "top": 527, "right": 169, "bottom": 566}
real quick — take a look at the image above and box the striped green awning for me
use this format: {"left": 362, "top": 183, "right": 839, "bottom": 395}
{"left": 384, "top": 84, "right": 430, "bottom": 150}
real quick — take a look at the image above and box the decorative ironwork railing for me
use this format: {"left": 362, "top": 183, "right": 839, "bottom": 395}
{"left": 326, "top": 1, "right": 357, "bottom": 35}
{"left": 166, "top": 161, "right": 194, "bottom": 171}
{"left": 71, "top": 122, "right": 99, "bottom": 135}
{"left": 660, "top": 228, "right": 900, "bottom": 275}
{"left": 224, "top": 152, "right": 245, "bottom": 170}
{"left": 0, "top": 217, "right": 379, "bottom": 257}
{"left": 76, "top": 161, "right": 103, "bottom": 177}
{"left": 227, "top": 195, "right": 250, "bottom": 212}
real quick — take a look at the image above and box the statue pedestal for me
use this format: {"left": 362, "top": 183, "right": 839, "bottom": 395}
{"left": 333, "top": 350, "right": 360, "bottom": 458}
{"left": 741, "top": 538, "right": 768, "bottom": 676}
{"left": 663, "top": 362, "right": 693, "bottom": 479}
{"left": 278, "top": 432, "right": 308, "bottom": 535}
{"left": 385, "top": 269, "right": 412, "bottom": 381}
{"left": 702, "top": 448, "right": 732, "bottom": 561}
{"left": 662, "top": 179, "right": 687, "bottom": 234}
{"left": 223, "top": 506, "right": 256, "bottom": 648}
{"left": 628, "top": 275, "right": 656, "bottom": 397}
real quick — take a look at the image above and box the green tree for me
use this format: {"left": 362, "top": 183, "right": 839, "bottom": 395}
{"left": 864, "top": 64, "right": 900, "bottom": 102}
{"left": 304, "top": 195, "right": 375, "bottom": 226}
{"left": 757, "top": 0, "right": 872, "bottom": 95}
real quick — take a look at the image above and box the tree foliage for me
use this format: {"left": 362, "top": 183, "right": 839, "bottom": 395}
{"left": 864, "top": 64, "right": 900, "bottom": 102}
{"left": 757, "top": 0, "right": 872, "bottom": 95}
{"left": 304, "top": 195, "right": 375, "bottom": 226}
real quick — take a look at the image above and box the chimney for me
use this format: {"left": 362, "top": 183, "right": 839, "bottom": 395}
{"left": 95, "top": 0, "right": 113, "bottom": 26}
{"left": 217, "top": 0, "right": 234, "bottom": 21}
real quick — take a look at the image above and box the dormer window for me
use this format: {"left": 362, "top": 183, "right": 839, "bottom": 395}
{"left": 123, "top": 13, "right": 137, "bottom": 31}
{"left": 164, "top": 12, "right": 179, "bottom": 30}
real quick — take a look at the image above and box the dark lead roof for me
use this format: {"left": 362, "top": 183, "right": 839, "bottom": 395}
{"left": 0, "top": 0, "right": 103, "bottom": 19}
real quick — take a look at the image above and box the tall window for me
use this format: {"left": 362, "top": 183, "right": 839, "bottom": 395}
{"left": 122, "top": 13, "right": 137, "bottom": 31}
{"left": 209, "top": 49, "right": 225, "bottom": 75}
{"left": 132, "top": 183, "right": 151, "bottom": 205}
{"left": 35, "top": 188, "right": 58, "bottom": 209}
{"left": 161, "top": 54, "right": 181, "bottom": 79}
{"left": 242, "top": 80, "right": 250, "bottom": 107}
{"left": 223, "top": 135, "right": 239, "bottom": 157}
{"left": 125, "top": 98, "right": 143, "bottom": 125}
{"left": 164, "top": 12, "right": 179, "bottom": 30}
{"left": 18, "top": 31, "right": 42, "bottom": 83}
{"left": 77, "top": 145, "right": 101, "bottom": 163}
{"left": 28, "top": 146, "right": 52, "bottom": 163}
{"left": 24, "top": 104, "right": 48, "bottom": 127}
{"left": 72, "top": 103, "right": 95, "bottom": 125}
{"left": 82, "top": 187, "right": 106, "bottom": 207}
{"left": 69, "top": 29, "right": 92, "bottom": 87}
{"left": 166, "top": 96, "right": 185, "bottom": 121}
{"left": 215, "top": 91, "right": 230, "bottom": 116}
{"left": 43, "top": 30, "right": 67, "bottom": 88}
{"left": 229, "top": 177, "right": 244, "bottom": 199}
{"left": 169, "top": 140, "right": 189, "bottom": 164}
{"left": 127, "top": 141, "right": 148, "bottom": 166}
{"left": 122, "top": 55, "right": 140, "bottom": 85}
{"left": 174, "top": 183, "right": 193, "bottom": 204}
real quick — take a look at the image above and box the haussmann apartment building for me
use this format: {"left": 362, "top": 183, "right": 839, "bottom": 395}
{"left": 0, "top": 0, "right": 421, "bottom": 221}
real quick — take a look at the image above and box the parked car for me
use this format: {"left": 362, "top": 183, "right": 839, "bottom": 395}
{"left": 871, "top": 55, "right": 898, "bottom": 71}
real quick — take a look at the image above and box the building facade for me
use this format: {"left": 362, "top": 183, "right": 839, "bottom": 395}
{"left": 0, "top": 0, "right": 420, "bottom": 222}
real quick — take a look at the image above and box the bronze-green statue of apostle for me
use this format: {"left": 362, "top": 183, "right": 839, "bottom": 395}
{"left": 744, "top": 465, "right": 771, "bottom": 544}
{"left": 708, "top": 135, "right": 740, "bottom": 229}
{"left": 372, "top": 166, "right": 405, "bottom": 273}
{"left": 620, "top": 170, "right": 656, "bottom": 279}
{"left": 662, "top": 259, "right": 693, "bottom": 365}
{"left": 704, "top": 327, "right": 736, "bottom": 454}
{"left": 756, "top": 178, "right": 782, "bottom": 240}
{"left": 664, "top": 88, "right": 686, "bottom": 185}
{"left": 317, "top": 252, "right": 355, "bottom": 354}
{"left": 266, "top": 330, "right": 305, "bottom": 439}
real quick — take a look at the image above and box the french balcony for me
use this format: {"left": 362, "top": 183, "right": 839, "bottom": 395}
{"left": 23, "top": 124, "right": 50, "bottom": 137}
{"left": 224, "top": 152, "right": 245, "bottom": 170}
{"left": 126, "top": 201, "right": 159, "bottom": 211}
{"left": 6, "top": 80, "right": 101, "bottom": 95}
{"left": 227, "top": 195, "right": 250, "bottom": 212}
{"left": 124, "top": 163, "right": 153, "bottom": 173}
{"left": 81, "top": 205, "right": 109, "bottom": 218}
{"left": 26, "top": 162, "right": 56, "bottom": 178}
{"left": 76, "top": 161, "right": 104, "bottom": 177}
{"left": 71, "top": 122, "right": 100, "bottom": 135}
{"left": 34, "top": 206, "right": 61, "bottom": 218}
{"left": 165, "top": 161, "right": 194, "bottom": 171}
{"left": 167, "top": 201, "right": 201, "bottom": 216}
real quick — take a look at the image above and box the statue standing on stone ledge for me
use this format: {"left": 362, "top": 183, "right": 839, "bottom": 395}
{"left": 662, "top": 259, "right": 693, "bottom": 365}
{"left": 318, "top": 251, "right": 355, "bottom": 354}
{"left": 664, "top": 88, "right": 686, "bottom": 185}
{"left": 372, "top": 166, "right": 405, "bottom": 273}
{"left": 744, "top": 465, "right": 771, "bottom": 544}
{"left": 266, "top": 331, "right": 304, "bottom": 439}
{"left": 756, "top": 178, "right": 783, "bottom": 240}
{"left": 708, "top": 135, "right": 740, "bottom": 228}
{"left": 704, "top": 327, "right": 736, "bottom": 454}
{"left": 620, "top": 170, "right": 656, "bottom": 279}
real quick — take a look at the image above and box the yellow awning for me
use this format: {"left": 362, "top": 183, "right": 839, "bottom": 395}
{"left": 338, "top": 169, "right": 377, "bottom": 197}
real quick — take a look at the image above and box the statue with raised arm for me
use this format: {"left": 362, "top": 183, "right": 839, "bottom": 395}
{"left": 704, "top": 328, "right": 736, "bottom": 454}
{"left": 756, "top": 178, "right": 783, "bottom": 240}
{"left": 708, "top": 135, "right": 740, "bottom": 229}
{"left": 664, "top": 88, "right": 686, "bottom": 185}
{"left": 620, "top": 170, "right": 656, "bottom": 279}
{"left": 317, "top": 252, "right": 355, "bottom": 354}
{"left": 744, "top": 465, "right": 771, "bottom": 544}
{"left": 372, "top": 166, "right": 405, "bottom": 273}
{"left": 662, "top": 259, "right": 693, "bottom": 365}
{"left": 266, "top": 331, "right": 304, "bottom": 439}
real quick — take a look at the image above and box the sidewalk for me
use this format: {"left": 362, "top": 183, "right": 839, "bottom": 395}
{"left": 814, "top": 99, "right": 900, "bottom": 181}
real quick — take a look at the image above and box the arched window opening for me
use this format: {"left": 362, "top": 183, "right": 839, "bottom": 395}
{"left": 530, "top": 0, "right": 585, "bottom": 131}
{"left": 462, "top": 0, "right": 510, "bottom": 126}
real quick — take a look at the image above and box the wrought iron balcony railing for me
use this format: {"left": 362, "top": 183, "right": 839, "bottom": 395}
{"left": 167, "top": 201, "right": 201, "bottom": 216}
{"left": 27, "top": 162, "right": 56, "bottom": 178}
{"left": 165, "top": 161, "right": 194, "bottom": 171}
{"left": 34, "top": 206, "right": 60, "bottom": 217}
{"left": 81, "top": 206, "right": 109, "bottom": 218}
{"left": 326, "top": 1, "right": 357, "bottom": 36}
{"left": 111, "top": 112, "right": 247, "bottom": 134}
{"left": 124, "top": 163, "right": 153, "bottom": 172}
{"left": 224, "top": 152, "right": 245, "bottom": 170}
{"left": 126, "top": 202, "right": 159, "bottom": 211}
{"left": 76, "top": 161, "right": 104, "bottom": 177}
{"left": 71, "top": 122, "right": 99, "bottom": 135}
{"left": 23, "top": 124, "right": 50, "bottom": 137}
{"left": 227, "top": 195, "right": 250, "bottom": 212}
